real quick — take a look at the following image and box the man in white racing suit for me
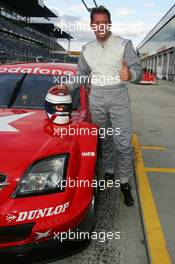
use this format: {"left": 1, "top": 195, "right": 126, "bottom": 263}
{"left": 55, "top": 6, "right": 143, "bottom": 207}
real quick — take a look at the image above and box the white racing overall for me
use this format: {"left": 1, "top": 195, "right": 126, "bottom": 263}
{"left": 68, "top": 33, "right": 143, "bottom": 183}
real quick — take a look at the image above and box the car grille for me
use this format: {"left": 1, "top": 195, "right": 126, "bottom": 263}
{"left": 0, "top": 223, "right": 34, "bottom": 243}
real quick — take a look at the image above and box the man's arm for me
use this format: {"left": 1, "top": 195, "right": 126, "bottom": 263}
{"left": 123, "top": 40, "right": 143, "bottom": 83}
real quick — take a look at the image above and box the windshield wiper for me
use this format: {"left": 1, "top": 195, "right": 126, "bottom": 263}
{"left": 8, "top": 73, "right": 27, "bottom": 108}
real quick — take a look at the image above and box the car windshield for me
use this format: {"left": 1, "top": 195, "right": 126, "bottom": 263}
{"left": 0, "top": 73, "right": 80, "bottom": 110}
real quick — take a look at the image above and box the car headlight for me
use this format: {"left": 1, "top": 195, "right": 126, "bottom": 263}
{"left": 13, "top": 154, "right": 69, "bottom": 197}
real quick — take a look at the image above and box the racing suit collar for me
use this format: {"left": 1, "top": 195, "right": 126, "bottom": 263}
{"left": 96, "top": 32, "right": 113, "bottom": 47}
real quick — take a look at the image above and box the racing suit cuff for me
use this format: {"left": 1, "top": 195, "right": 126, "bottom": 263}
{"left": 129, "top": 69, "right": 137, "bottom": 82}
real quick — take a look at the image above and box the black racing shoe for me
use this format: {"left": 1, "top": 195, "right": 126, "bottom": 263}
{"left": 120, "top": 183, "right": 134, "bottom": 207}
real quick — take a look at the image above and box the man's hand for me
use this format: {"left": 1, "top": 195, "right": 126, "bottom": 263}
{"left": 48, "top": 84, "right": 69, "bottom": 93}
{"left": 119, "top": 60, "right": 132, "bottom": 81}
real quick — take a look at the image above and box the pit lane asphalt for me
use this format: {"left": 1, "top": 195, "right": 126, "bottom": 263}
{"left": 49, "top": 179, "right": 148, "bottom": 264}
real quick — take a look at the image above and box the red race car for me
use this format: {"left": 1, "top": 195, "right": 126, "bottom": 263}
{"left": 140, "top": 71, "right": 157, "bottom": 85}
{"left": 0, "top": 63, "right": 100, "bottom": 262}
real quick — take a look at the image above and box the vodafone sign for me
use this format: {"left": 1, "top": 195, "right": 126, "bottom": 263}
{"left": 0, "top": 66, "right": 74, "bottom": 76}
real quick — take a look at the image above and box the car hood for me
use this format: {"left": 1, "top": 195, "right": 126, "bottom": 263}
{"left": 0, "top": 109, "right": 80, "bottom": 180}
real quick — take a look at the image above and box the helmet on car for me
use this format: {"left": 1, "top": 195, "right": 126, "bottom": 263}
{"left": 44, "top": 86, "right": 72, "bottom": 125}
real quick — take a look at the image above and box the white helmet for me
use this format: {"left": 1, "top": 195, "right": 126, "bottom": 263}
{"left": 45, "top": 86, "right": 72, "bottom": 125}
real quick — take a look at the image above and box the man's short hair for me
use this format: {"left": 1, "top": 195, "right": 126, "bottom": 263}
{"left": 90, "top": 6, "right": 111, "bottom": 24}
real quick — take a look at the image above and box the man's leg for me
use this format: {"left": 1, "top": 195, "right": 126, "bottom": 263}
{"left": 107, "top": 88, "right": 134, "bottom": 206}
{"left": 89, "top": 90, "right": 115, "bottom": 176}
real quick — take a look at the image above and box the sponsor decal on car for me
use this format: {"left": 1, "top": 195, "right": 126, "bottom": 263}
{"left": 6, "top": 214, "right": 17, "bottom": 224}
{"left": 0, "top": 112, "right": 34, "bottom": 132}
{"left": 6, "top": 202, "right": 70, "bottom": 223}
{"left": 35, "top": 229, "right": 52, "bottom": 240}
{"left": 0, "top": 67, "right": 74, "bottom": 76}
{"left": 82, "top": 152, "right": 96, "bottom": 157}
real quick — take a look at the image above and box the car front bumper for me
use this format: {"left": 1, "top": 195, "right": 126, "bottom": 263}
{"left": 0, "top": 199, "right": 95, "bottom": 263}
